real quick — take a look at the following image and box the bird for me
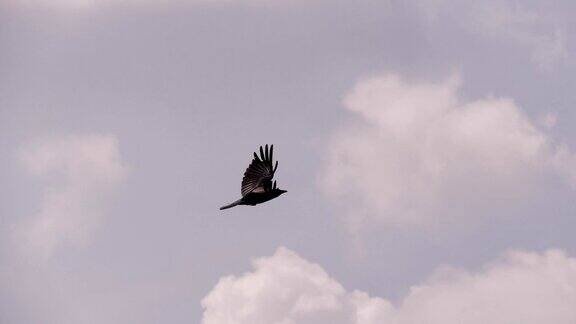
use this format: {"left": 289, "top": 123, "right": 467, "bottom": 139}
{"left": 220, "top": 144, "right": 287, "bottom": 210}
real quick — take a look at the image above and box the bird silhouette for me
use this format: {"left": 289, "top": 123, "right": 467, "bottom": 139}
{"left": 220, "top": 144, "right": 287, "bottom": 210}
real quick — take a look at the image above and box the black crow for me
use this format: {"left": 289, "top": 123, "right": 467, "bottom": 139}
{"left": 220, "top": 144, "right": 287, "bottom": 210}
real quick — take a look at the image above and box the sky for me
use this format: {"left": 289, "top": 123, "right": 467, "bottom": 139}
{"left": 1, "top": 0, "right": 576, "bottom": 323}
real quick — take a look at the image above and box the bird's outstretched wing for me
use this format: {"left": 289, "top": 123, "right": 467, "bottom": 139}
{"left": 241, "top": 144, "right": 279, "bottom": 196}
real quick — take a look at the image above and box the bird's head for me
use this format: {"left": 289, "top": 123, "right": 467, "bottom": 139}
{"left": 272, "top": 180, "right": 287, "bottom": 196}
{"left": 272, "top": 188, "right": 287, "bottom": 197}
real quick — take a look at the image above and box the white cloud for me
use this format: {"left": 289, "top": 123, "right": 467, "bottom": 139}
{"left": 15, "top": 134, "right": 127, "bottom": 259}
{"left": 202, "top": 247, "right": 576, "bottom": 324}
{"left": 320, "top": 73, "right": 576, "bottom": 228}
{"left": 201, "top": 247, "right": 394, "bottom": 324}
{"left": 394, "top": 249, "right": 576, "bottom": 324}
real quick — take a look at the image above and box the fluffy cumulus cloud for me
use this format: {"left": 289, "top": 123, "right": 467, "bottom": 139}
{"left": 202, "top": 247, "right": 576, "bottom": 324}
{"left": 201, "top": 247, "right": 394, "bottom": 324}
{"left": 14, "top": 134, "right": 127, "bottom": 259}
{"left": 320, "top": 73, "right": 576, "bottom": 228}
{"left": 394, "top": 249, "right": 576, "bottom": 324}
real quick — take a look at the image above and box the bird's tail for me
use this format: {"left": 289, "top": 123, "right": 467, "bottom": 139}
{"left": 219, "top": 199, "right": 242, "bottom": 210}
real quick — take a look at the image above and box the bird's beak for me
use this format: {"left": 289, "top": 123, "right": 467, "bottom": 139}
{"left": 281, "top": 190, "right": 288, "bottom": 194}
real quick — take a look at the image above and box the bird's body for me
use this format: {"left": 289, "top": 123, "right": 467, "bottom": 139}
{"left": 220, "top": 145, "right": 287, "bottom": 210}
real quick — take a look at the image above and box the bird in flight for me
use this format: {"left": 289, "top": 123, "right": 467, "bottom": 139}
{"left": 220, "top": 144, "right": 287, "bottom": 210}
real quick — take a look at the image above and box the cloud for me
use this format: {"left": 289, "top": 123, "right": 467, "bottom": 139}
{"left": 320, "top": 73, "right": 576, "bottom": 229}
{"left": 417, "top": 1, "right": 567, "bottom": 70}
{"left": 202, "top": 247, "right": 576, "bottom": 324}
{"left": 14, "top": 134, "right": 127, "bottom": 259}
{"left": 470, "top": 2, "right": 567, "bottom": 71}
{"left": 393, "top": 249, "right": 576, "bottom": 324}
{"left": 201, "top": 247, "right": 394, "bottom": 324}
